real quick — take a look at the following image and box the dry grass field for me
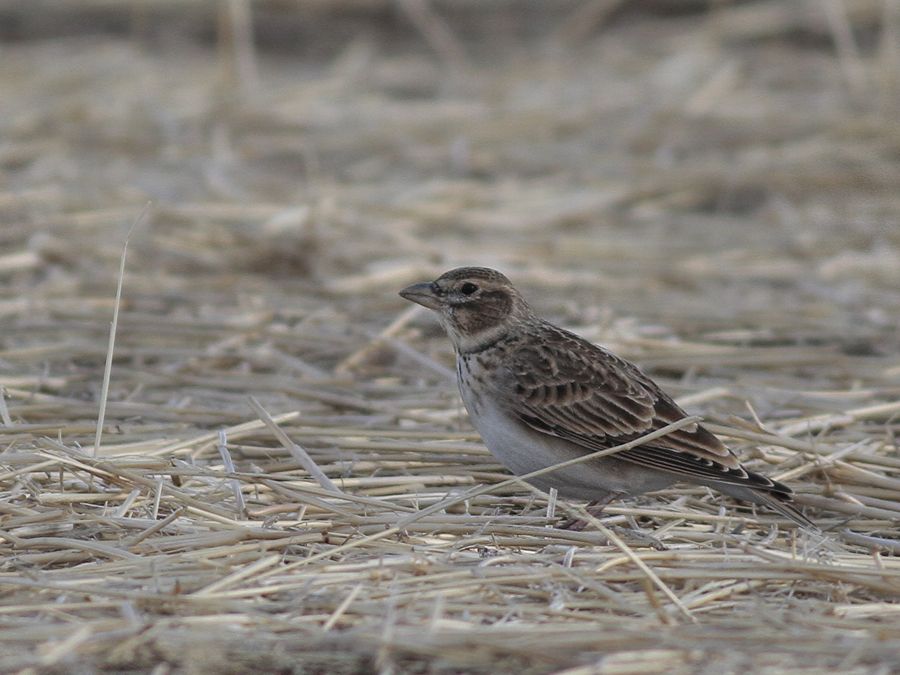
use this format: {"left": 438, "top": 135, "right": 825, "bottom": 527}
{"left": 1, "top": 1, "right": 899, "bottom": 673}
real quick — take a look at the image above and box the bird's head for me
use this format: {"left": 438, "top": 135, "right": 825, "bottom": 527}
{"left": 400, "top": 267, "right": 533, "bottom": 353}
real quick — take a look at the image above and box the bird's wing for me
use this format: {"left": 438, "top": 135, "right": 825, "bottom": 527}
{"left": 500, "top": 325, "right": 785, "bottom": 493}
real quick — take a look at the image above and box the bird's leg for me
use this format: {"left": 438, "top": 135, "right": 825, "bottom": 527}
{"left": 557, "top": 494, "right": 668, "bottom": 550}
{"left": 558, "top": 492, "right": 621, "bottom": 531}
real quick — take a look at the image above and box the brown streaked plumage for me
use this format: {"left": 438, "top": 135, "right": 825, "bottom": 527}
{"left": 400, "top": 266, "right": 815, "bottom": 529}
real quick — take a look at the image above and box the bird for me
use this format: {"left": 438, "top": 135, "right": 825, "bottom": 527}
{"left": 399, "top": 266, "right": 815, "bottom": 530}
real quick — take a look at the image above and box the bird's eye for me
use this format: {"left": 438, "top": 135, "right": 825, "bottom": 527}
{"left": 460, "top": 282, "right": 478, "bottom": 295}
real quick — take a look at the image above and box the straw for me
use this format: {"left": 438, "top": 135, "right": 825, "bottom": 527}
{"left": 1, "top": 2, "right": 899, "bottom": 672}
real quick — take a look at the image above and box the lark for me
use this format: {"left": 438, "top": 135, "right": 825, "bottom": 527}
{"left": 400, "top": 266, "right": 814, "bottom": 529}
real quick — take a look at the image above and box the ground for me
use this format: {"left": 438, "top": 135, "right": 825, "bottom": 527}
{"left": 0, "top": 2, "right": 899, "bottom": 673}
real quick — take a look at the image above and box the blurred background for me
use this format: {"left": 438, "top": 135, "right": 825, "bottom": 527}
{"left": 2, "top": 0, "right": 898, "bottom": 348}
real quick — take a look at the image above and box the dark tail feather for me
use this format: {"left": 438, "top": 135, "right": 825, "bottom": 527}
{"left": 708, "top": 480, "right": 820, "bottom": 532}
{"left": 752, "top": 490, "right": 820, "bottom": 532}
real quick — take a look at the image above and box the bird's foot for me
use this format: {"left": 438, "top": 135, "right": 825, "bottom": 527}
{"left": 557, "top": 495, "right": 667, "bottom": 550}
{"left": 602, "top": 524, "right": 668, "bottom": 551}
{"left": 559, "top": 519, "right": 667, "bottom": 550}
{"left": 557, "top": 494, "right": 620, "bottom": 531}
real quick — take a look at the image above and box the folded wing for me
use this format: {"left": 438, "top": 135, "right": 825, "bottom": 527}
{"left": 503, "top": 324, "right": 789, "bottom": 497}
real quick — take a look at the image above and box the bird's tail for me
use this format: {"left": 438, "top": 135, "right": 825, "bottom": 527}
{"left": 711, "top": 481, "right": 820, "bottom": 533}
{"left": 751, "top": 490, "right": 820, "bottom": 532}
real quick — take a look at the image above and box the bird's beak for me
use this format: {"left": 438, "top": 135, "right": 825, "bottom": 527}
{"left": 399, "top": 282, "right": 442, "bottom": 310}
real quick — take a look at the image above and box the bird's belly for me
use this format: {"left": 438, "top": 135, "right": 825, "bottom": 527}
{"left": 461, "top": 394, "right": 674, "bottom": 501}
